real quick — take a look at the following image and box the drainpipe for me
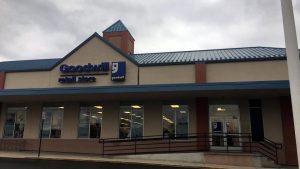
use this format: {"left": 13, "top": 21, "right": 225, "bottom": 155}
{"left": 281, "top": 0, "right": 300, "bottom": 164}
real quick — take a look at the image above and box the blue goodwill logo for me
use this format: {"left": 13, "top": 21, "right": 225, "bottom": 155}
{"left": 111, "top": 62, "right": 126, "bottom": 81}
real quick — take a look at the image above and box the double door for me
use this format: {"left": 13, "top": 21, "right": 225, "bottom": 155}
{"left": 210, "top": 117, "right": 241, "bottom": 149}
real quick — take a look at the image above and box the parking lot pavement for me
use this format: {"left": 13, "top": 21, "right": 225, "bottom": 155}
{"left": 0, "top": 158, "right": 208, "bottom": 169}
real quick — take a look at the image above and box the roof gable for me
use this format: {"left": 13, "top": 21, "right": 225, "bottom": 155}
{"left": 51, "top": 32, "right": 138, "bottom": 69}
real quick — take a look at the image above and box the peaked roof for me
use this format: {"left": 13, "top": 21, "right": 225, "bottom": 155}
{"left": 132, "top": 47, "right": 291, "bottom": 66}
{"left": 0, "top": 46, "right": 293, "bottom": 72}
{"left": 103, "top": 20, "right": 129, "bottom": 33}
{"left": 0, "top": 58, "right": 59, "bottom": 72}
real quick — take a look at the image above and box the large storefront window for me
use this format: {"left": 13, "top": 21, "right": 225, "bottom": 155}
{"left": 78, "top": 106, "right": 103, "bottom": 138}
{"left": 4, "top": 107, "right": 27, "bottom": 138}
{"left": 162, "top": 105, "right": 189, "bottom": 138}
{"left": 41, "top": 107, "right": 63, "bottom": 138}
{"left": 119, "top": 105, "right": 144, "bottom": 139}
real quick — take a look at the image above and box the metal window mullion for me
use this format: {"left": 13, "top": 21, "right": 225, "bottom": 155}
{"left": 130, "top": 107, "right": 133, "bottom": 138}
{"left": 89, "top": 108, "right": 91, "bottom": 139}
{"left": 174, "top": 109, "right": 177, "bottom": 137}
{"left": 49, "top": 112, "right": 53, "bottom": 139}
{"left": 12, "top": 112, "right": 16, "bottom": 138}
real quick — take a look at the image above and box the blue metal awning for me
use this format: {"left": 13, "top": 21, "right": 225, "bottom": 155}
{"left": 0, "top": 81, "right": 289, "bottom": 96}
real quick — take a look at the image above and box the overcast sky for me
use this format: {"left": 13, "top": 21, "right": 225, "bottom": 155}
{"left": 0, "top": 0, "right": 299, "bottom": 61}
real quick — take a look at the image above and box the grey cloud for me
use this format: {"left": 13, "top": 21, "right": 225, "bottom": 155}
{"left": 0, "top": 0, "right": 299, "bottom": 61}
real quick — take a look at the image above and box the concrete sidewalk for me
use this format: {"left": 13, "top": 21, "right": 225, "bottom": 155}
{"left": 0, "top": 151, "right": 295, "bottom": 169}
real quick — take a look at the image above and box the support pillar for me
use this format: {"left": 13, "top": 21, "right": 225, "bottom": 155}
{"left": 281, "top": 0, "right": 300, "bottom": 165}
{"left": 196, "top": 97, "right": 209, "bottom": 150}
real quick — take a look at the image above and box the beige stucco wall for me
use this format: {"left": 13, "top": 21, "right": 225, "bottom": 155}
{"left": 61, "top": 102, "right": 79, "bottom": 139}
{"left": 262, "top": 98, "right": 284, "bottom": 142}
{"left": 101, "top": 101, "right": 120, "bottom": 139}
{"left": 23, "top": 103, "right": 42, "bottom": 139}
{"left": 5, "top": 72, "right": 50, "bottom": 89}
{"left": 206, "top": 60, "right": 288, "bottom": 83}
{"left": 4, "top": 48, "right": 289, "bottom": 89}
{"left": 0, "top": 104, "right": 6, "bottom": 138}
{"left": 144, "top": 101, "right": 162, "bottom": 136}
{"left": 5, "top": 37, "right": 138, "bottom": 89}
{"left": 239, "top": 99, "right": 251, "bottom": 134}
{"left": 188, "top": 100, "right": 197, "bottom": 134}
{"left": 139, "top": 65, "right": 196, "bottom": 85}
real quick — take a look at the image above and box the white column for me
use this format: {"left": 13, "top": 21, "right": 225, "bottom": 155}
{"left": 281, "top": 0, "right": 300, "bottom": 164}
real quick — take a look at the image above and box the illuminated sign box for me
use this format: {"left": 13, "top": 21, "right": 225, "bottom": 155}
{"left": 58, "top": 62, "right": 126, "bottom": 83}
{"left": 111, "top": 62, "right": 126, "bottom": 81}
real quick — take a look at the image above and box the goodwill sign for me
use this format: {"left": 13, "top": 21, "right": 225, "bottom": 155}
{"left": 58, "top": 62, "right": 126, "bottom": 83}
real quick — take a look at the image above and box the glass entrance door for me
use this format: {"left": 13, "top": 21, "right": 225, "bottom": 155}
{"left": 210, "top": 117, "right": 241, "bottom": 149}
{"left": 209, "top": 104, "right": 241, "bottom": 150}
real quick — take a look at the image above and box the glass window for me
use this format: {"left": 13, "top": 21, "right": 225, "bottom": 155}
{"left": 4, "top": 107, "right": 27, "bottom": 138}
{"left": 78, "top": 105, "right": 103, "bottom": 138}
{"left": 41, "top": 107, "right": 63, "bottom": 138}
{"left": 163, "top": 105, "right": 189, "bottom": 138}
{"left": 119, "top": 105, "right": 144, "bottom": 139}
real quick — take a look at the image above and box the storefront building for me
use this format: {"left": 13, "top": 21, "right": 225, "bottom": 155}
{"left": 0, "top": 20, "right": 298, "bottom": 166}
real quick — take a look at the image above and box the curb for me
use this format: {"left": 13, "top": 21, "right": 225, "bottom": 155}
{"left": 0, "top": 155, "right": 220, "bottom": 169}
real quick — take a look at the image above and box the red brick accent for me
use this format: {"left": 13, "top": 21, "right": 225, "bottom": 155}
{"left": 0, "top": 72, "right": 5, "bottom": 89}
{"left": 196, "top": 97, "right": 209, "bottom": 150}
{"left": 195, "top": 63, "right": 206, "bottom": 83}
{"left": 103, "top": 31, "right": 134, "bottom": 54}
{"left": 280, "top": 97, "right": 298, "bottom": 165}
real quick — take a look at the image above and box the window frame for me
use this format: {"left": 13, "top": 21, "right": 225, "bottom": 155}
{"left": 78, "top": 105, "right": 103, "bottom": 139}
{"left": 41, "top": 106, "right": 64, "bottom": 139}
{"left": 3, "top": 107, "right": 27, "bottom": 139}
{"left": 119, "top": 105, "right": 144, "bottom": 139}
{"left": 162, "top": 105, "right": 190, "bottom": 139}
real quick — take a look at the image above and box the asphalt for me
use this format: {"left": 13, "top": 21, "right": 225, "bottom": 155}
{"left": 0, "top": 151, "right": 296, "bottom": 169}
{"left": 0, "top": 158, "right": 205, "bottom": 169}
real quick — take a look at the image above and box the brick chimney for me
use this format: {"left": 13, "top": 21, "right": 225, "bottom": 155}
{"left": 103, "top": 20, "right": 135, "bottom": 54}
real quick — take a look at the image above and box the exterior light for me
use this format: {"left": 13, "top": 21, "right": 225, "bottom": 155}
{"left": 94, "top": 106, "right": 103, "bottom": 109}
{"left": 131, "top": 105, "right": 141, "bottom": 109}
{"left": 170, "top": 105, "right": 180, "bottom": 108}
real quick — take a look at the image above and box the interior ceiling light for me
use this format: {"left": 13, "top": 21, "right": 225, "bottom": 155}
{"left": 170, "top": 105, "right": 180, "bottom": 108}
{"left": 124, "top": 111, "right": 131, "bottom": 114}
{"left": 131, "top": 105, "right": 141, "bottom": 109}
{"left": 217, "top": 107, "right": 226, "bottom": 112}
{"left": 94, "top": 106, "right": 103, "bottom": 109}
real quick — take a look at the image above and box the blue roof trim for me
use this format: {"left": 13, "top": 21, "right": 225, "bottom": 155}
{"left": 0, "top": 58, "right": 60, "bottom": 72}
{"left": 0, "top": 81, "right": 289, "bottom": 96}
